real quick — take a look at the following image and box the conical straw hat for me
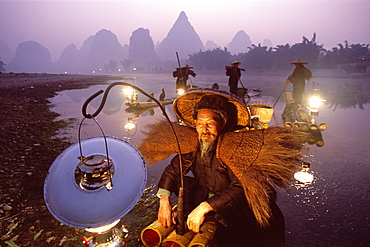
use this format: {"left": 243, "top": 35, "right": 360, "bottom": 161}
{"left": 173, "top": 88, "right": 251, "bottom": 131}
{"left": 290, "top": 58, "right": 308, "bottom": 64}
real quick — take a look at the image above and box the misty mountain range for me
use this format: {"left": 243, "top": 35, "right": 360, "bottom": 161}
{"left": 0, "top": 11, "right": 273, "bottom": 74}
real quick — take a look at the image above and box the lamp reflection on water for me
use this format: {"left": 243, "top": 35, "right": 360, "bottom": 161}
{"left": 294, "top": 170, "right": 314, "bottom": 185}
{"left": 124, "top": 117, "right": 136, "bottom": 131}
{"left": 295, "top": 161, "right": 314, "bottom": 186}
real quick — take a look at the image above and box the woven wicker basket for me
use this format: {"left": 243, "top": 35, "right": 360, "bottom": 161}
{"left": 248, "top": 104, "right": 274, "bottom": 124}
{"left": 236, "top": 88, "right": 248, "bottom": 97}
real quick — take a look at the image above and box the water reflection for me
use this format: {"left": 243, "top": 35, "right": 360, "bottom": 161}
{"left": 123, "top": 117, "right": 138, "bottom": 134}
{"left": 294, "top": 130, "right": 325, "bottom": 188}
{"left": 317, "top": 77, "right": 370, "bottom": 110}
{"left": 125, "top": 100, "right": 172, "bottom": 118}
{"left": 49, "top": 73, "right": 370, "bottom": 246}
{"left": 294, "top": 162, "right": 314, "bottom": 186}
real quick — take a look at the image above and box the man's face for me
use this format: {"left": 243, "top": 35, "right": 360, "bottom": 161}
{"left": 195, "top": 109, "right": 225, "bottom": 143}
{"left": 295, "top": 63, "right": 303, "bottom": 68}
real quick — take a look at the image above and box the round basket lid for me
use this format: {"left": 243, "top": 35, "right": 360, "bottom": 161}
{"left": 44, "top": 136, "right": 147, "bottom": 229}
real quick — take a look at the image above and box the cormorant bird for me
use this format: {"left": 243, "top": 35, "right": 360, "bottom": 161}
{"left": 159, "top": 88, "right": 165, "bottom": 101}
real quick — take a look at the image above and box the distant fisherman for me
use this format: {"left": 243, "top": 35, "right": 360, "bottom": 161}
{"left": 225, "top": 61, "right": 245, "bottom": 95}
{"left": 286, "top": 58, "right": 312, "bottom": 105}
{"left": 173, "top": 64, "right": 196, "bottom": 94}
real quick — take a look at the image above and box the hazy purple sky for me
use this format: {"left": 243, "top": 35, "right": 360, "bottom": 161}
{"left": 1, "top": 0, "right": 369, "bottom": 62}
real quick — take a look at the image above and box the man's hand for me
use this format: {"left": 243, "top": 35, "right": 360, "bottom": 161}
{"left": 187, "top": 202, "right": 214, "bottom": 233}
{"left": 158, "top": 195, "right": 173, "bottom": 228}
{"left": 286, "top": 79, "right": 291, "bottom": 84}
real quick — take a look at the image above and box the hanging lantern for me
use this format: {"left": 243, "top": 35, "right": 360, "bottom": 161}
{"left": 44, "top": 136, "right": 147, "bottom": 246}
{"left": 308, "top": 95, "right": 325, "bottom": 115}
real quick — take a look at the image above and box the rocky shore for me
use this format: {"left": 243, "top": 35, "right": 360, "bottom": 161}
{"left": 0, "top": 73, "right": 126, "bottom": 246}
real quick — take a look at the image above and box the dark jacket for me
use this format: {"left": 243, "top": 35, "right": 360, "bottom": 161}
{"left": 226, "top": 67, "right": 242, "bottom": 85}
{"left": 158, "top": 150, "right": 248, "bottom": 224}
{"left": 287, "top": 66, "right": 312, "bottom": 104}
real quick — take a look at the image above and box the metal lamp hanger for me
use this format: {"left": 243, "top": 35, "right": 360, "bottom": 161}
{"left": 82, "top": 81, "right": 187, "bottom": 235}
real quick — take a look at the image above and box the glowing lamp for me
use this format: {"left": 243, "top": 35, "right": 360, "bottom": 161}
{"left": 44, "top": 136, "right": 147, "bottom": 247}
{"left": 308, "top": 95, "right": 325, "bottom": 114}
{"left": 75, "top": 154, "right": 113, "bottom": 191}
{"left": 177, "top": 88, "right": 186, "bottom": 96}
{"left": 85, "top": 220, "right": 120, "bottom": 234}
{"left": 122, "top": 87, "right": 134, "bottom": 97}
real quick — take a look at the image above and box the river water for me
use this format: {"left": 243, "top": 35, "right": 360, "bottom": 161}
{"left": 49, "top": 71, "right": 369, "bottom": 246}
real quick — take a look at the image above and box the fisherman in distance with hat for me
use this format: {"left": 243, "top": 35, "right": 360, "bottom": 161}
{"left": 138, "top": 88, "right": 304, "bottom": 246}
{"left": 173, "top": 64, "right": 197, "bottom": 94}
{"left": 226, "top": 61, "right": 245, "bottom": 95}
{"left": 286, "top": 58, "right": 312, "bottom": 105}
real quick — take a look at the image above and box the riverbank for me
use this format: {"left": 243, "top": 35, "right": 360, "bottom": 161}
{"left": 0, "top": 73, "right": 126, "bottom": 246}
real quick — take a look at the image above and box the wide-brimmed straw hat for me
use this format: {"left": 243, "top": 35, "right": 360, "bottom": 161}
{"left": 232, "top": 61, "right": 241, "bottom": 66}
{"left": 173, "top": 88, "right": 251, "bottom": 131}
{"left": 290, "top": 58, "right": 308, "bottom": 64}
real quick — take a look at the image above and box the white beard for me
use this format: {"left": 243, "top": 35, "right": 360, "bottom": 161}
{"left": 199, "top": 140, "right": 216, "bottom": 163}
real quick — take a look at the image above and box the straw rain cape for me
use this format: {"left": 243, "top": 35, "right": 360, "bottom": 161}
{"left": 138, "top": 120, "right": 303, "bottom": 226}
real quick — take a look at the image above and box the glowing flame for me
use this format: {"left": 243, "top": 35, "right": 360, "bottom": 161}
{"left": 177, "top": 88, "right": 185, "bottom": 95}
{"left": 122, "top": 86, "right": 134, "bottom": 96}
{"left": 85, "top": 219, "right": 120, "bottom": 234}
{"left": 309, "top": 95, "right": 325, "bottom": 112}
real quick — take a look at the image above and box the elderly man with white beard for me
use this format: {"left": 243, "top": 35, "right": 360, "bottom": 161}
{"left": 147, "top": 89, "right": 298, "bottom": 247}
